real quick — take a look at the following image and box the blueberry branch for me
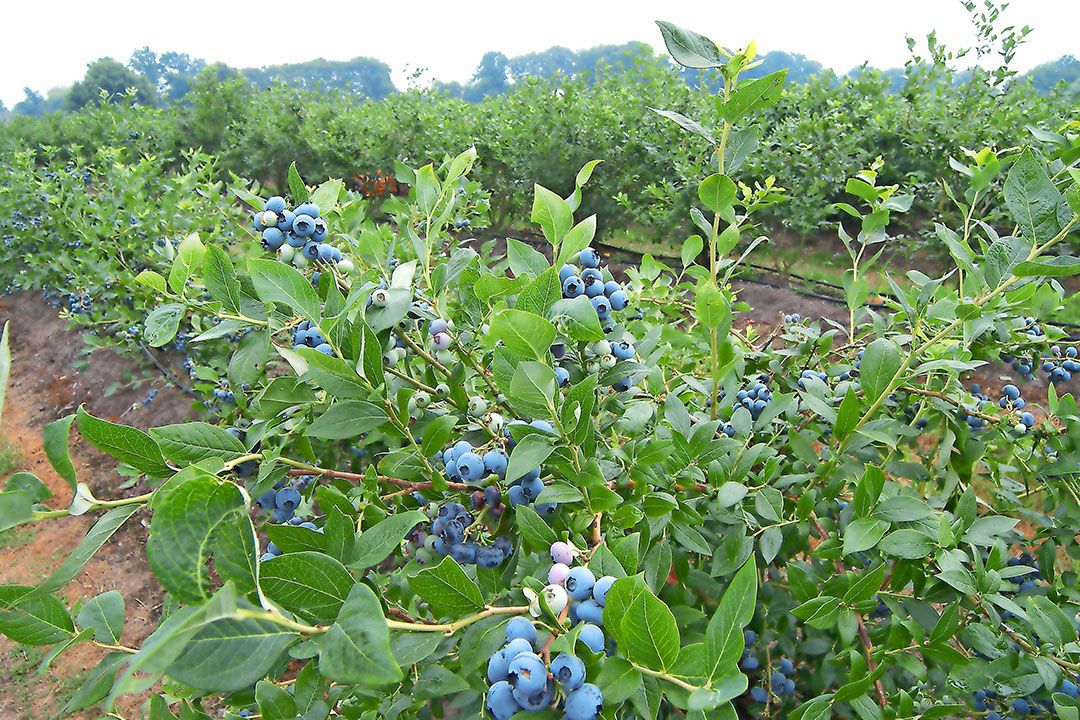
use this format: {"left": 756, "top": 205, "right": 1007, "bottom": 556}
{"left": 385, "top": 605, "right": 532, "bottom": 635}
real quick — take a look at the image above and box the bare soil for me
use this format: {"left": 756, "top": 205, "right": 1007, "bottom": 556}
{"left": 0, "top": 293, "right": 196, "bottom": 720}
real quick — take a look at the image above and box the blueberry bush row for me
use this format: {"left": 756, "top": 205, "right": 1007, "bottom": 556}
{"left": 0, "top": 20, "right": 1079, "bottom": 720}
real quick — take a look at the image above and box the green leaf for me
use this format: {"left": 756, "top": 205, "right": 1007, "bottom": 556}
{"left": 844, "top": 563, "right": 887, "bottom": 605}
{"left": 293, "top": 346, "right": 368, "bottom": 399}
{"left": 308, "top": 401, "right": 388, "bottom": 440}
{"left": 351, "top": 511, "right": 427, "bottom": 569}
{"left": 516, "top": 505, "right": 557, "bottom": 550}
{"left": 651, "top": 108, "right": 715, "bottom": 144}
{"left": 28, "top": 506, "right": 140, "bottom": 599}
{"left": 135, "top": 270, "right": 167, "bottom": 295}
{"left": 858, "top": 338, "right": 902, "bottom": 404}
{"left": 509, "top": 362, "right": 557, "bottom": 417}
{"left": 0, "top": 585, "right": 74, "bottom": 645}
{"left": 43, "top": 414, "right": 77, "bottom": 491}
{"left": 681, "top": 234, "right": 704, "bottom": 268}
{"left": 698, "top": 174, "right": 737, "bottom": 215}
{"left": 310, "top": 178, "right": 344, "bottom": 215}
{"left": 1024, "top": 596, "right": 1077, "bottom": 648}
{"left": 288, "top": 162, "right": 308, "bottom": 202}
{"left": 506, "top": 433, "right": 555, "bottom": 484}
{"left": 596, "top": 656, "right": 643, "bottom": 704}
{"left": 0, "top": 490, "right": 33, "bottom": 531}
{"left": 489, "top": 309, "right": 557, "bottom": 360}
{"left": 984, "top": 235, "right": 1032, "bottom": 288}
{"left": 318, "top": 584, "right": 402, "bottom": 686}
{"left": 229, "top": 330, "right": 269, "bottom": 388}
{"left": 168, "top": 233, "right": 206, "bottom": 295}
{"left": 63, "top": 652, "right": 127, "bottom": 712}
{"left": 558, "top": 215, "right": 598, "bottom": 264}
{"left": 878, "top": 529, "right": 934, "bottom": 559}
{"left": 168, "top": 609, "right": 296, "bottom": 691}
{"left": 143, "top": 303, "right": 185, "bottom": 348}
{"left": 549, "top": 296, "right": 605, "bottom": 342}
{"left": 260, "top": 552, "right": 355, "bottom": 625}
{"left": 1014, "top": 256, "right": 1080, "bottom": 278}
{"left": 531, "top": 184, "right": 574, "bottom": 244}
{"left": 843, "top": 517, "right": 889, "bottom": 555}
{"left": 149, "top": 422, "right": 248, "bottom": 466}
{"left": 248, "top": 257, "right": 321, "bottom": 322}
{"left": 834, "top": 387, "right": 860, "bottom": 442}
{"left": 655, "top": 21, "right": 726, "bottom": 68}
{"left": 409, "top": 556, "right": 485, "bottom": 618}
{"left": 619, "top": 584, "right": 681, "bottom": 671}
{"left": 1004, "top": 148, "right": 1063, "bottom": 241}
{"left": 256, "top": 679, "right": 298, "bottom": 720}
{"left": 146, "top": 473, "right": 256, "bottom": 602}
{"left": 76, "top": 406, "right": 170, "bottom": 476}
{"left": 695, "top": 281, "right": 730, "bottom": 331}
{"left": 721, "top": 70, "right": 787, "bottom": 123}
{"left": 507, "top": 238, "right": 550, "bottom": 278}
{"left": 703, "top": 556, "right": 757, "bottom": 680}
{"left": 203, "top": 245, "right": 242, "bottom": 314}
{"left": 517, "top": 267, "right": 563, "bottom": 316}
{"left": 77, "top": 590, "right": 125, "bottom": 645}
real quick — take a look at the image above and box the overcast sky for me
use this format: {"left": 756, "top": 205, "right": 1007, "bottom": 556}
{"left": 3, "top": 0, "right": 1077, "bottom": 107}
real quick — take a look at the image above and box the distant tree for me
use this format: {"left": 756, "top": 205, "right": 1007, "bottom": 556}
{"left": 465, "top": 52, "right": 512, "bottom": 101}
{"left": 66, "top": 58, "right": 157, "bottom": 111}
{"left": 1022, "top": 55, "right": 1080, "bottom": 93}
{"left": 508, "top": 47, "right": 577, "bottom": 80}
{"left": 12, "top": 87, "right": 64, "bottom": 116}
{"left": 244, "top": 57, "right": 395, "bottom": 99}
{"left": 129, "top": 47, "right": 206, "bottom": 102}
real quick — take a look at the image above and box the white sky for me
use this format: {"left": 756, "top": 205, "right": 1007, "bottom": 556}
{"left": 3, "top": 0, "right": 1077, "bottom": 107}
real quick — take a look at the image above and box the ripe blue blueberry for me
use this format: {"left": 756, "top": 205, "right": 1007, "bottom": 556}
{"left": 563, "top": 275, "right": 584, "bottom": 298}
{"left": 264, "top": 196, "right": 286, "bottom": 213}
{"left": 565, "top": 566, "right": 596, "bottom": 600}
{"left": 512, "top": 679, "right": 554, "bottom": 711}
{"left": 294, "top": 202, "right": 320, "bottom": 218}
{"left": 487, "top": 651, "right": 510, "bottom": 683}
{"left": 750, "top": 686, "right": 768, "bottom": 703}
{"left": 483, "top": 485, "right": 502, "bottom": 506}
{"left": 452, "top": 440, "right": 473, "bottom": 457}
{"left": 477, "top": 546, "right": 504, "bottom": 568}
{"left": 744, "top": 629, "right": 757, "bottom": 645}
{"left": 317, "top": 244, "right": 335, "bottom": 262}
{"left": 500, "top": 637, "right": 533, "bottom": 664}
{"left": 559, "top": 264, "right": 579, "bottom": 282}
{"left": 303, "top": 241, "right": 320, "bottom": 260}
{"left": 578, "top": 248, "right": 600, "bottom": 268}
{"left": 564, "top": 682, "right": 603, "bottom": 720}
{"left": 591, "top": 296, "right": 611, "bottom": 319}
{"left": 261, "top": 227, "right": 285, "bottom": 251}
{"left": 507, "top": 652, "right": 547, "bottom": 695}
{"left": 507, "top": 485, "right": 528, "bottom": 506}
{"left": 550, "top": 652, "right": 586, "bottom": 690}
{"left": 530, "top": 419, "right": 554, "bottom": 434}
{"left": 521, "top": 475, "right": 544, "bottom": 501}
{"left": 555, "top": 366, "right": 570, "bottom": 387}
{"left": 578, "top": 623, "right": 605, "bottom": 654}
{"left": 292, "top": 215, "right": 316, "bottom": 237}
{"left": 608, "top": 289, "right": 628, "bottom": 311}
{"left": 612, "top": 341, "right": 634, "bottom": 360}
{"left": 314, "top": 343, "right": 334, "bottom": 356}
{"left": 450, "top": 542, "right": 479, "bottom": 564}
{"left": 581, "top": 268, "right": 602, "bottom": 287}
{"left": 575, "top": 599, "right": 604, "bottom": 625}
{"left": 778, "top": 658, "right": 794, "bottom": 675}
{"left": 483, "top": 449, "right": 508, "bottom": 476}
{"left": 456, "top": 452, "right": 486, "bottom": 481}
{"left": 485, "top": 680, "right": 520, "bottom": 720}
{"left": 311, "top": 218, "right": 328, "bottom": 242}
{"left": 592, "top": 575, "right": 616, "bottom": 606}
{"left": 276, "top": 210, "right": 295, "bottom": 231}
{"left": 1020, "top": 412, "right": 1035, "bottom": 427}
{"left": 275, "top": 487, "right": 301, "bottom": 512}
{"left": 505, "top": 617, "right": 537, "bottom": 646}
{"left": 612, "top": 377, "right": 633, "bottom": 392}
{"left": 285, "top": 231, "right": 306, "bottom": 248}
{"left": 1003, "top": 384, "right": 1020, "bottom": 400}
{"left": 1012, "top": 698, "right": 1030, "bottom": 714}
{"left": 603, "top": 280, "right": 621, "bottom": 296}
{"left": 741, "top": 653, "right": 760, "bottom": 671}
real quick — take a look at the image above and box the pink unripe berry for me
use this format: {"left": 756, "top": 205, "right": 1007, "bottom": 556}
{"left": 548, "top": 562, "right": 570, "bottom": 585}
{"left": 550, "top": 541, "right": 574, "bottom": 565}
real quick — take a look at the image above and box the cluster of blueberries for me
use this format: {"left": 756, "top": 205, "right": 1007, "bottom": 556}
{"left": 485, "top": 616, "right": 604, "bottom": 720}
{"left": 783, "top": 312, "right": 802, "bottom": 324}
{"left": 258, "top": 514, "right": 322, "bottom": 563}
{"left": 404, "top": 501, "right": 512, "bottom": 568}
{"left": 973, "top": 677, "right": 1078, "bottom": 718}
{"left": 796, "top": 369, "right": 828, "bottom": 390}
{"left": 436, "top": 429, "right": 557, "bottom": 512}
{"left": 997, "top": 384, "right": 1036, "bottom": 435}
{"left": 212, "top": 380, "right": 235, "bottom": 404}
{"left": 538, "top": 542, "right": 615, "bottom": 653}
{"left": 255, "top": 474, "right": 313, "bottom": 525}
{"left": 1043, "top": 345, "right": 1079, "bottom": 383}
{"left": 558, "top": 248, "right": 629, "bottom": 324}
{"left": 252, "top": 196, "right": 354, "bottom": 275}
{"left": 740, "top": 632, "right": 796, "bottom": 703}
{"left": 292, "top": 320, "right": 334, "bottom": 356}
{"left": 556, "top": 338, "right": 637, "bottom": 393}
{"left": 1004, "top": 552, "right": 1042, "bottom": 593}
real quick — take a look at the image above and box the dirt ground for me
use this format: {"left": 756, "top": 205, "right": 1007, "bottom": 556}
{"left": 0, "top": 293, "right": 195, "bottom": 720}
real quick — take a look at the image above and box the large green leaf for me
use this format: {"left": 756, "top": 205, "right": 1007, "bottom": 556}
{"left": 618, "top": 584, "right": 681, "bottom": 671}
{"left": 76, "top": 406, "right": 170, "bottom": 476}
{"left": 260, "top": 552, "right": 355, "bottom": 624}
{"left": 308, "top": 401, "right": 388, "bottom": 440}
{"left": 149, "top": 422, "right": 248, "bottom": 466}
{"left": 1004, "top": 148, "right": 1063, "bottom": 241}
{"left": 858, "top": 338, "right": 902, "bottom": 404}
{"left": 488, "top": 309, "right": 556, "bottom": 361}
{"left": 351, "top": 511, "right": 427, "bottom": 569}
{"left": 703, "top": 557, "right": 757, "bottom": 680}
{"left": 409, "top": 556, "right": 485, "bottom": 618}
{"left": 248, "top": 257, "right": 321, "bottom": 321}
{"left": 655, "top": 21, "right": 726, "bottom": 68}
{"left": 167, "top": 611, "right": 296, "bottom": 691}
{"left": 203, "top": 244, "right": 242, "bottom": 314}
{"left": 145, "top": 473, "right": 256, "bottom": 602}
{"left": 43, "top": 414, "right": 77, "bottom": 491}
{"left": 318, "top": 584, "right": 402, "bottom": 686}
{"left": 0, "top": 585, "right": 74, "bottom": 645}
{"left": 77, "top": 590, "right": 125, "bottom": 645}
{"left": 27, "top": 505, "right": 140, "bottom": 599}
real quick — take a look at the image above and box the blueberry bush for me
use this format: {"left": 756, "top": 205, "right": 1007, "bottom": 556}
{"left": 2, "top": 20, "right": 1080, "bottom": 720}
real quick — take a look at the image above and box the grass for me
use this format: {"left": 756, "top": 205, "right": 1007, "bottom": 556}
{"left": 0, "top": 644, "right": 94, "bottom": 720}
